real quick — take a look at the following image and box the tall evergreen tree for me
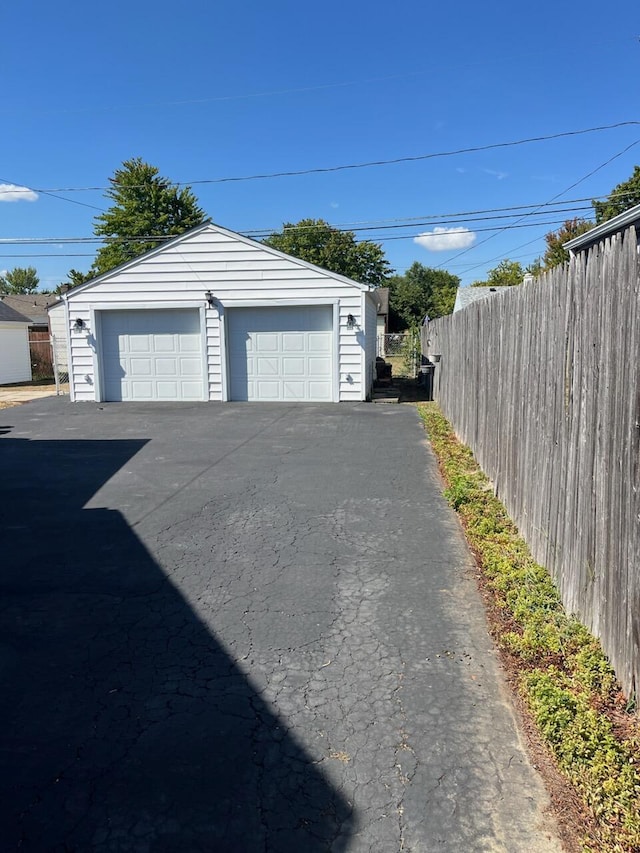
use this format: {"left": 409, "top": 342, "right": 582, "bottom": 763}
{"left": 91, "top": 158, "right": 206, "bottom": 275}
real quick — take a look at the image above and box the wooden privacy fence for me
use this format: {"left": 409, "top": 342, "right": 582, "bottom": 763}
{"left": 422, "top": 226, "right": 640, "bottom": 699}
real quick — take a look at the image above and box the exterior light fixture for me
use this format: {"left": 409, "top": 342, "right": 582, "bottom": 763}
{"left": 346, "top": 313, "right": 356, "bottom": 328}
{"left": 73, "top": 318, "right": 86, "bottom": 331}
{"left": 205, "top": 291, "right": 215, "bottom": 308}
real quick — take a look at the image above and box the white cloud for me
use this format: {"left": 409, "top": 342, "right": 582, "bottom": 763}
{"left": 330, "top": 201, "right": 339, "bottom": 209}
{"left": 483, "top": 168, "right": 508, "bottom": 180}
{"left": 414, "top": 227, "right": 476, "bottom": 252}
{"left": 0, "top": 183, "right": 38, "bottom": 202}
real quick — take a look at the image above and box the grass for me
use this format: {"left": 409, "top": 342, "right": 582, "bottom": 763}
{"left": 417, "top": 402, "right": 640, "bottom": 852}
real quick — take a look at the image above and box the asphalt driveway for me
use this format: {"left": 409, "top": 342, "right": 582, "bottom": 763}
{"left": 0, "top": 398, "right": 561, "bottom": 852}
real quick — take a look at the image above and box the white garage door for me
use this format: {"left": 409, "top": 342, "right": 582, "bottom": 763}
{"left": 100, "top": 309, "right": 204, "bottom": 401}
{"left": 227, "top": 306, "right": 334, "bottom": 402}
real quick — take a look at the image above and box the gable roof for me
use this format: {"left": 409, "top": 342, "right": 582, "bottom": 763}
{"left": 453, "top": 286, "right": 501, "bottom": 313}
{"left": 1, "top": 293, "right": 58, "bottom": 325}
{"left": 564, "top": 203, "right": 640, "bottom": 254}
{"left": 64, "top": 221, "right": 372, "bottom": 298}
{"left": 0, "top": 300, "right": 31, "bottom": 324}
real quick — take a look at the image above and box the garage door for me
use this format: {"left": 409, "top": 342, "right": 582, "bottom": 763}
{"left": 100, "top": 309, "right": 204, "bottom": 401}
{"left": 227, "top": 306, "right": 334, "bottom": 402}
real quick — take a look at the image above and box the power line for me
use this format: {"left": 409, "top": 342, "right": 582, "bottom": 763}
{"left": 0, "top": 205, "right": 595, "bottom": 248}
{"left": 2, "top": 121, "right": 638, "bottom": 196}
{"left": 433, "top": 137, "right": 640, "bottom": 271}
{"left": 242, "top": 195, "right": 611, "bottom": 233}
{"left": 0, "top": 218, "right": 597, "bottom": 260}
{"left": 0, "top": 177, "right": 104, "bottom": 212}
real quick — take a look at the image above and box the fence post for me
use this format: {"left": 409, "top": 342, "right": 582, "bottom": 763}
{"left": 51, "top": 334, "right": 60, "bottom": 395}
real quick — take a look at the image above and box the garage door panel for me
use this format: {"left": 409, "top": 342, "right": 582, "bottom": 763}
{"left": 282, "top": 357, "right": 305, "bottom": 376}
{"left": 255, "top": 333, "right": 278, "bottom": 352}
{"left": 255, "top": 380, "right": 280, "bottom": 400}
{"left": 155, "top": 358, "right": 178, "bottom": 376}
{"left": 130, "top": 336, "right": 152, "bottom": 353}
{"left": 130, "top": 380, "right": 154, "bottom": 400}
{"left": 282, "top": 333, "right": 304, "bottom": 352}
{"left": 256, "top": 357, "right": 279, "bottom": 376}
{"left": 228, "top": 306, "right": 334, "bottom": 402}
{"left": 181, "top": 380, "right": 205, "bottom": 398}
{"left": 283, "top": 381, "right": 306, "bottom": 400}
{"left": 152, "top": 334, "right": 177, "bottom": 353}
{"left": 180, "top": 335, "right": 201, "bottom": 353}
{"left": 308, "top": 333, "right": 331, "bottom": 353}
{"left": 129, "top": 358, "right": 153, "bottom": 376}
{"left": 156, "top": 381, "right": 179, "bottom": 398}
{"left": 180, "top": 358, "right": 204, "bottom": 377}
{"left": 308, "top": 357, "right": 331, "bottom": 376}
{"left": 100, "top": 309, "right": 203, "bottom": 402}
{"left": 308, "top": 380, "right": 332, "bottom": 398}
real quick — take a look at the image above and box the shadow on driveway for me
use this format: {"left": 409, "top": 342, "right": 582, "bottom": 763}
{"left": 0, "top": 432, "right": 352, "bottom": 851}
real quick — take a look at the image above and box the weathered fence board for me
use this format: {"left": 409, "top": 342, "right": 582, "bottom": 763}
{"left": 423, "top": 227, "right": 640, "bottom": 698}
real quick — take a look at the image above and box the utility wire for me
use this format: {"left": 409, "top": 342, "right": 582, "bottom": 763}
{"left": 0, "top": 218, "right": 598, "bottom": 260}
{"left": 0, "top": 204, "right": 595, "bottom": 247}
{"left": 0, "top": 177, "right": 104, "bottom": 212}
{"left": 433, "top": 137, "right": 640, "bottom": 271}
{"left": 2, "top": 121, "right": 638, "bottom": 196}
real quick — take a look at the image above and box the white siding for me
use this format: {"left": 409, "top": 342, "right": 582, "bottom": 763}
{"left": 66, "top": 224, "right": 374, "bottom": 403}
{"left": 0, "top": 322, "right": 32, "bottom": 384}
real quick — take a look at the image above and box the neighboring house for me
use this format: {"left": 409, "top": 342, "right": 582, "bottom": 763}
{"left": 2, "top": 293, "right": 60, "bottom": 378}
{"left": 62, "top": 222, "right": 378, "bottom": 403}
{"left": 564, "top": 202, "right": 640, "bottom": 258}
{"left": 373, "top": 287, "right": 389, "bottom": 339}
{"left": 453, "top": 286, "right": 501, "bottom": 313}
{"left": 0, "top": 301, "right": 32, "bottom": 384}
{"left": 0, "top": 293, "right": 58, "bottom": 332}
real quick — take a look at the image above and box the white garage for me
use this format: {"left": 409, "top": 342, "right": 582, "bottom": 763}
{"left": 62, "top": 222, "right": 378, "bottom": 404}
{"left": 100, "top": 309, "right": 204, "bottom": 401}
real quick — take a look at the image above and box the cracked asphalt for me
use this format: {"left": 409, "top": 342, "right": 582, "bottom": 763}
{"left": 0, "top": 398, "right": 562, "bottom": 852}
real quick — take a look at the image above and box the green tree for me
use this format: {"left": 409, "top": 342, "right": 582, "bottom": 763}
{"left": 593, "top": 165, "right": 640, "bottom": 224}
{"left": 387, "top": 262, "right": 459, "bottom": 328}
{"left": 542, "top": 218, "right": 593, "bottom": 269}
{"left": 264, "top": 219, "right": 392, "bottom": 287}
{"left": 57, "top": 268, "right": 94, "bottom": 292}
{"left": 92, "top": 158, "right": 206, "bottom": 275}
{"left": 0, "top": 266, "right": 40, "bottom": 294}
{"left": 471, "top": 259, "right": 526, "bottom": 288}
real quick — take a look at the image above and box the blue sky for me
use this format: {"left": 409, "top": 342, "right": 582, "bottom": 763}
{"left": 3, "top": 0, "right": 639, "bottom": 291}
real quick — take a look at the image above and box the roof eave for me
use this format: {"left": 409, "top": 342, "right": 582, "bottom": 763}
{"left": 65, "top": 221, "right": 373, "bottom": 299}
{"left": 564, "top": 203, "right": 640, "bottom": 252}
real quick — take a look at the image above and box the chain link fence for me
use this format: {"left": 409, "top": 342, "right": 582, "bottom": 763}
{"left": 27, "top": 333, "right": 69, "bottom": 392}
{"left": 377, "top": 332, "right": 420, "bottom": 377}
